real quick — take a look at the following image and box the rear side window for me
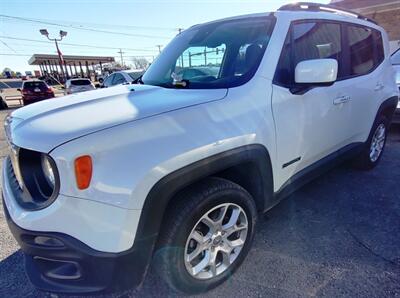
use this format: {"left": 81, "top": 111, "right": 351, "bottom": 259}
{"left": 347, "top": 26, "right": 374, "bottom": 76}
{"left": 374, "top": 30, "right": 384, "bottom": 65}
{"left": 274, "top": 21, "right": 342, "bottom": 86}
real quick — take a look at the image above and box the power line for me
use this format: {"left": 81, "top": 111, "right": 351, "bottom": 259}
{"left": 0, "top": 39, "right": 17, "bottom": 53}
{"left": 0, "top": 14, "right": 180, "bottom": 32}
{"left": 0, "top": 52, "right": 155, "bottom": 58}
{"left": 0, "top": 53, "right": 31, "bottom": 56}
{"left": 0, "top": 15, "right": 174, "bottom": 39}
{"left": 0, "top": 35, "right": 159, "bottom": 53}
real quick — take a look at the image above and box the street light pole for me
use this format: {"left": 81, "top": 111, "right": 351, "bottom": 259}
{"left": 40, "top": 29, "right": 68, "bottom": 83}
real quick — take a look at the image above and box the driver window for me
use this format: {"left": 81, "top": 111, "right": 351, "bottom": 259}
{"left": 175, "top": 45, "right": 226, "bottom": 80}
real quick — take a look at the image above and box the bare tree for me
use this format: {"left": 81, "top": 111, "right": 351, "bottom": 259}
{"left": 131, "top": 57, "right": 150, "bottom": 70}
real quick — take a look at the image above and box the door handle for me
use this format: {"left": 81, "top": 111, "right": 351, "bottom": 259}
{"left": 333, "top": 95, "right": 351, "bottom": 105}
{"left": 374, "top": 82, "right": 384, "bottom": 91}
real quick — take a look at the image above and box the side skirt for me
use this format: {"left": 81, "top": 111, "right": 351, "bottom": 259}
{"left": 273, "top": 142, "right": 364, "bottom": 203}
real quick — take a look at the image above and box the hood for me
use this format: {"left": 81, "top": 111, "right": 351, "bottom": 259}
{"left": 8, "top": 84, "right": 228, "bottom": 152}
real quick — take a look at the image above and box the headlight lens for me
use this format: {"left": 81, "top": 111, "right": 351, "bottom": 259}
{"left": 41, "top": 154, "right": 55, "bottom": 188}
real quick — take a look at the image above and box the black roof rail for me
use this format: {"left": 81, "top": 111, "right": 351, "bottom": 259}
{"left": 278, "top": 2, "right": 377, "bottom": 25}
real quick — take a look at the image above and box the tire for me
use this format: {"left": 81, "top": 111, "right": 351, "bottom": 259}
{"left": 353, "top": 114, "right": 388, "bottom": 170}
{"left": 154, "top": 177, "right": 257, "bottom": 294}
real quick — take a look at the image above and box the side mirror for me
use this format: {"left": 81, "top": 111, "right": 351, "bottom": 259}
{"left": 17, "top": 88, "right": 21, "bottom": 92}
{"left": 295, "top": 58, "right": 338, "bottom": 84}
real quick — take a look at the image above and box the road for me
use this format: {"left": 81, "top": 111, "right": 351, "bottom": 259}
{"left": 0, "top": 109, "right": 399, "bottom": 297}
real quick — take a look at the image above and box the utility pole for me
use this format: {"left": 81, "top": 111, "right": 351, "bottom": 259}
{"left": 156, "top": 45, "right": 162, "bottom": 54}
{"left": 117, "top": 49, "right": 125, "bottom": 67}
{"left": 39, "top": 29, "right": 68, "bottom": 83}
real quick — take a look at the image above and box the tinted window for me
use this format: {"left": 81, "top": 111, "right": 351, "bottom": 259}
{"left": 374, "top": 31, "right": 384, "bottom": 65}
{"left": 347, "top": 26, "right": 374, "bottom": 76}
{"left": 71, "top": 79, "right": 91, "bottom": 86}
{"left": 275, "top": 21, "right": 342, "bottom": 86}
{"left": 23, "top": 81, "right": 47, "bottom": 90}
{"left": 112, "top": 73, "right": 126, "bottom": 85}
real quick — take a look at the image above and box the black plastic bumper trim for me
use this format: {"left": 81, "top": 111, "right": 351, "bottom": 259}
{"left": 2, "top": 197, "right": 150, "bottom": 295}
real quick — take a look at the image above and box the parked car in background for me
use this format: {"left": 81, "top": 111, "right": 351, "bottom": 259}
{"left": 18, "top": 80, "right": 55, "bottom": 105}
{"left": 65, "top": 78, "right": 95, "bottom": 95}
{"left": 0, "top": 91, "right": 8, "bottom": 110}
{"left": 391, "top": 48, "right": 400, "bottom": 123}
{"left": 177, "top": 67, "right": 220, "bottom": 80}
{"left": 101, "top": 70, "right": 144, "bottom": 88}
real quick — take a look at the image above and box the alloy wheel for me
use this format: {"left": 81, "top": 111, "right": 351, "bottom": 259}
{"left": 184, "top": 203, "right": 248, "bottom": 280}
{"left": 370, "top": 123, "right": 386, "bottom": 162}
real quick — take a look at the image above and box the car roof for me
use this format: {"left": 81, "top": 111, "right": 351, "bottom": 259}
{"left": 188, "top": 6, "right": 382, "bottom": 33}
{"left": 68, "top": 78, "right": 91, "bottom": 81}
{"left": 22, "top": 80, "right": 45, "bottom": 84}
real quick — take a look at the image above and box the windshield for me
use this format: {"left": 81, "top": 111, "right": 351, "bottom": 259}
{"left": 128, "top": 71, "right": 144, "bottom": 80}
{"left": 392, "top": 49, "right": 400, "bottom": 65}
{"left": 71, "top": 79, "right": 91, "bottom": 86}
{"left": 142, "top": 16, "right": 275, "bottom": 89}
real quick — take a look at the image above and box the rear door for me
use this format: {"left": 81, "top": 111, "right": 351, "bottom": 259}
{"left": 342, "top": 24, "right": 386, "bottom": 141}
{"left": 272, "top": 20, "right": 352, "bottom": 186}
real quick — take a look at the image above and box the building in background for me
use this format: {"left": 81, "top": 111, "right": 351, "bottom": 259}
{"left": 331, "top": 0, "right": 400, "bottom": 53}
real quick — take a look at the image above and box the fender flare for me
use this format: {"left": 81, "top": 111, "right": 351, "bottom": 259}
{"left": 132, "top": 143, "right": 273, "bottom": 272}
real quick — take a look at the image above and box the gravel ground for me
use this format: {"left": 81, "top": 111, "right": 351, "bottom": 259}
{"left": 0, "top": 109, "right": 399, "bottom": 298}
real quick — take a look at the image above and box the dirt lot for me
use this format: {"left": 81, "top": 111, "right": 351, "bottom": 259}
{"left": 0, "top": 109, "right": 399, "bottom": 298}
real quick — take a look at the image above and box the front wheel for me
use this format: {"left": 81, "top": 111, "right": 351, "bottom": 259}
{"left": 154, "top": 177, "right": 257, "bottom": 294}
{"left": 353, "top": 115, "right": 388, "bottom": 170}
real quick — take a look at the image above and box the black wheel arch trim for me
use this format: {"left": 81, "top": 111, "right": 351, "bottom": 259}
{"left": 133, "top": 143, "right": 274, "bottom": 270}
{"left": 375, "top": 95, "right": 398, "bottom": 124}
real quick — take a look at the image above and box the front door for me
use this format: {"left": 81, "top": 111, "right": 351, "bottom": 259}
{"left": 272, "top": 20, "right": 352, "bottom": 190}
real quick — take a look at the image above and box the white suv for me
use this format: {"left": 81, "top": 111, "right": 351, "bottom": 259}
{"left": 2, "top": 2, "right": 399, "bottom": 295}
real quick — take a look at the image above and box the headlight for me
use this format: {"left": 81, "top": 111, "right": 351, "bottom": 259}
{"left": 41, "top": 154, "right": 56, "bottom": 188}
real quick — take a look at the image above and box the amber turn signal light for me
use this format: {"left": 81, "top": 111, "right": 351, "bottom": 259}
{"left": 74, "top": 155, "right": 92, "bottom": 190}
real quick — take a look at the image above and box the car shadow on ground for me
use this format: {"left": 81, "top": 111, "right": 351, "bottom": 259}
{"left": 1, "top": 126, "right": 400, "bottom": 298}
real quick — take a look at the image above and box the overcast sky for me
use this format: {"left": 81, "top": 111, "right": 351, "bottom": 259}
{"left": 0, "top": 0, "right": 330, "bottom": 72}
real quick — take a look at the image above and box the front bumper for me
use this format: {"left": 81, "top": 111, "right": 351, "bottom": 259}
{"left": 2, "top": 156, "right": 153, "bottom": 294}
{"left": 3, "top": 201, "right": 150, "bottom": 294}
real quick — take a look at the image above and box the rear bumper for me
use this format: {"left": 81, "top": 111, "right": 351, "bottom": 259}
{"left": 3, "top": 197, "right": 151, "bottom": 294}
{"left": 22, "top": 94, "right": 54, "bottom": 103}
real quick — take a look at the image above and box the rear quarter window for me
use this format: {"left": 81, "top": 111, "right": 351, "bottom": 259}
{"left": 347, "top": 25, "right": 375, "bottom": 76}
